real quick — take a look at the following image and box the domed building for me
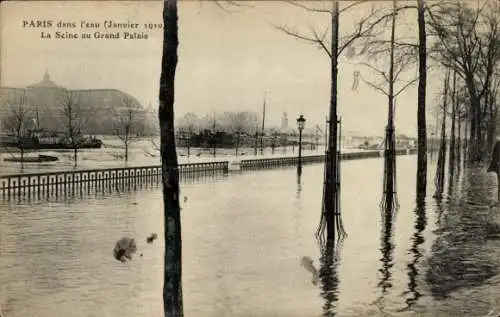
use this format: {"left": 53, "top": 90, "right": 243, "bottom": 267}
{"left": 0, "top": 70, "right": 155, "bottom": 136}
{"left": 27, "top": 69, "right": 61, "bottom": 89}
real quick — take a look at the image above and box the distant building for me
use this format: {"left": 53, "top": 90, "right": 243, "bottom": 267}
{"left": 280, "top": 111, "right": 288, "bottom": 132}
{"left": 28, "top": 69, "right": 61, "bottom": 89}
{"left": 0, "top": 70, "right": 155, "bottom": 135}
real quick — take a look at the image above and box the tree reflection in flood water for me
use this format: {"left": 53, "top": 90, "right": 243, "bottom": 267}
{"left": 3, "top": 158, "right": 500, "bottom": 316}
{"left": 318, "top": 239, "right": 342, "bottom": 317}
{"left": 426, "top": 167, "right": 499, "bottom": 300}
{"left": 402, "top": 200, "right": 427, "bottom": 310}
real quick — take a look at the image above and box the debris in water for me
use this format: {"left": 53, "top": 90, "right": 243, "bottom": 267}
{"left": 146, "top": 233, "right": 158, "bottom": 244}
{"left": 301, "top": 256, "right": 320, "bottom": 286}
{"left": 113, "top": 237, "right": 137, "bottom": 263}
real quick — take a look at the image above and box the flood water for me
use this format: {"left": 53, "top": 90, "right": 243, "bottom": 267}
{"left": 2, "top": 155, "right": 500, "bottom": 317}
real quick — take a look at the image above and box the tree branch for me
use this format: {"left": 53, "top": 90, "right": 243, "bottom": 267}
{"left": 395, "top": 78, "right": 419, "bottom": 97}
{"left": 360, "top": 76, "right": 389, "bottom": 96}
{"left": 273, "top": 24, "right": 332, "bottom": 58}
{"left": 280, "top": 0, "right": 331, "bottom": 14}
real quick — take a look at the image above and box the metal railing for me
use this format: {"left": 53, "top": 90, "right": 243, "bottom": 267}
{"left": 0, "top": 161, "right": 228, "bottom": 199}
{"left": 0, "top": 149, "right": 417, "bottom": 200}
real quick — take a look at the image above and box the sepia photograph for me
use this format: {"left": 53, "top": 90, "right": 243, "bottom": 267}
{"left": 1, "top": 0, "right": 500, "bottom": 316}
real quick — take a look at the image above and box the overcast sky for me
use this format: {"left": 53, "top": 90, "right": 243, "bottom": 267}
{"left": 0, "top": 0, "right": 446, "bottom": 137}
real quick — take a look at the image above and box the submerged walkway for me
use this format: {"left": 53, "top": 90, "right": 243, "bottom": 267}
{"left": 0, "top": 148, "right": 416, "bottom": 200}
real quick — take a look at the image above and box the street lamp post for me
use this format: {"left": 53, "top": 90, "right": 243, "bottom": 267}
{"left": 296, "top": 114, "right": 306, "bottom": 174}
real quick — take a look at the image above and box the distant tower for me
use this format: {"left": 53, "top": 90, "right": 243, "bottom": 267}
{"left": 43, "top": 69, "right": 50, "bottom": 82}
{"left": 281, "top": 111, "right": 288, "bottom": 131}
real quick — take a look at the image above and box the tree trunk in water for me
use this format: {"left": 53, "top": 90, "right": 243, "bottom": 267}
{"left": 456, "top": 116, "right": 461, "bottom": 175}
{"left": 320, "top": 0, "right": 340, "bottom": 243}
{"left": 448, "top": 71, "right": 456, "bottom": 183}
{"left": 434, "top": 72, "right": 449, "bottom": 198}
{"left": 486, "top": 90, "right": 496, "bottom": 159}
{"left": 491, "top": 116, "right": 497, "bottom": 154}
{"left": 488, "top": 120, "right": 496, "bottom": 158}
{"left": 464, "top": 120, "right": 468, "bottom": 168}
{"left": 381, "top": 0, "right": 398, "bottom": 212}
{"left": 468, "top": 92, "right": 482, "bottom": 163}
{"left": 416, "top": 0, "right": 427, "bottom": 202}
{"left": 463, "top": 73, "right": 480, "bottom": 163}
{"left": 160, "top": 0, "right": 183, "bottom": 316}
{"left": 432, "top": 112, "right": 440, "bottom": 161}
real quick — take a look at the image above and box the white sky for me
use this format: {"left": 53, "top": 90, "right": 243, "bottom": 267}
{"left": 0, "top": 0, "right": 446, "bottom": 137}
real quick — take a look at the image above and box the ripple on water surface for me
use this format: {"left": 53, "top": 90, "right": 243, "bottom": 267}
{"left": 2, "top": 157, "right": 500, "bottom": 317}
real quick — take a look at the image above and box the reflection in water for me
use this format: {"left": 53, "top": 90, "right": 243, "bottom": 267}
{"left": 426, "top": 167, "right": 499, "bottom": 299}
{"left": 318, "top": 239, "right": 341, "bottom": 317}
{"left": 373, "top": 201, "right": 396, "bottom": 314}
{"left": 434, "top": 198, "right": 445, "bottom": 228}
{"left": 296, "top": 173, "right": 302, "bottom": 198}
{"left": 447, "top": 153, "right": 465, "bottom": 199}
{"left": 402, "top": 200, "right": 427, "bottom": 309}
{"left": 377, "top": 211, "right": 395, "bottom": 297}
{"left": 6, "top": 158, "right": 500, "bottom": 316}
{"left": 447, "top": 171, "right": 455, "bottom": 197}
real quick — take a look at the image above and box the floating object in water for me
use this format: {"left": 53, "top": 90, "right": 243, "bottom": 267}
{"left": 132, "top": 202, "right": 138, "bottom": 205}
{"left": 146, "top": 233, "right": 158, "bottom": 244}
{"left": 113, "top": 237, "right": 137, "bottom": 263}
{"left": 300, "top": 256, "right": 320, "bottom": 286}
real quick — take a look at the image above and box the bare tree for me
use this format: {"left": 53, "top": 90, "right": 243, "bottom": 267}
{"left": 221, "top": 111, "right": 259, "bottom": 156}
{"left": 59, "top": 89, "right": 89, "bottom": 166}
{"left": 416, "top": 0, "right": 428, "bottom": 201}
{"left": 485, "top": 69, "right": 500, "bottom": 154}
{"left": 2, "top": 89, "right": 33, "bottom": 165}
{"left": 434, "top": 70, "right": 451, "bottom": 198}
{"left": 427, "top": 0, "right": 500, "bottom": 163}
{"left": 353, "top": 0, "right": 419, "bottom": 212}
{"left": 448, "top": 70, "right": 458, "bottom": 184}
{"left": 274, "top": 0, "right": 411, "bottom": 243}
{"left": 177, "top": 112, "right": 200, "bottom": 158}
{"left": 160, "top": 0, "right": 183, "bottom": 315}
{"left": 113, "top": 96, "right": 141, "bottom": 162}
{"left": 201, "top": 111, "right": 222, "bottom": 158}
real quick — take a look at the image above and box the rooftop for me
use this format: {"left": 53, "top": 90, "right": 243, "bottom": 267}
{"left": 27, "top": 69, "right": 61, "bottom": 89}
